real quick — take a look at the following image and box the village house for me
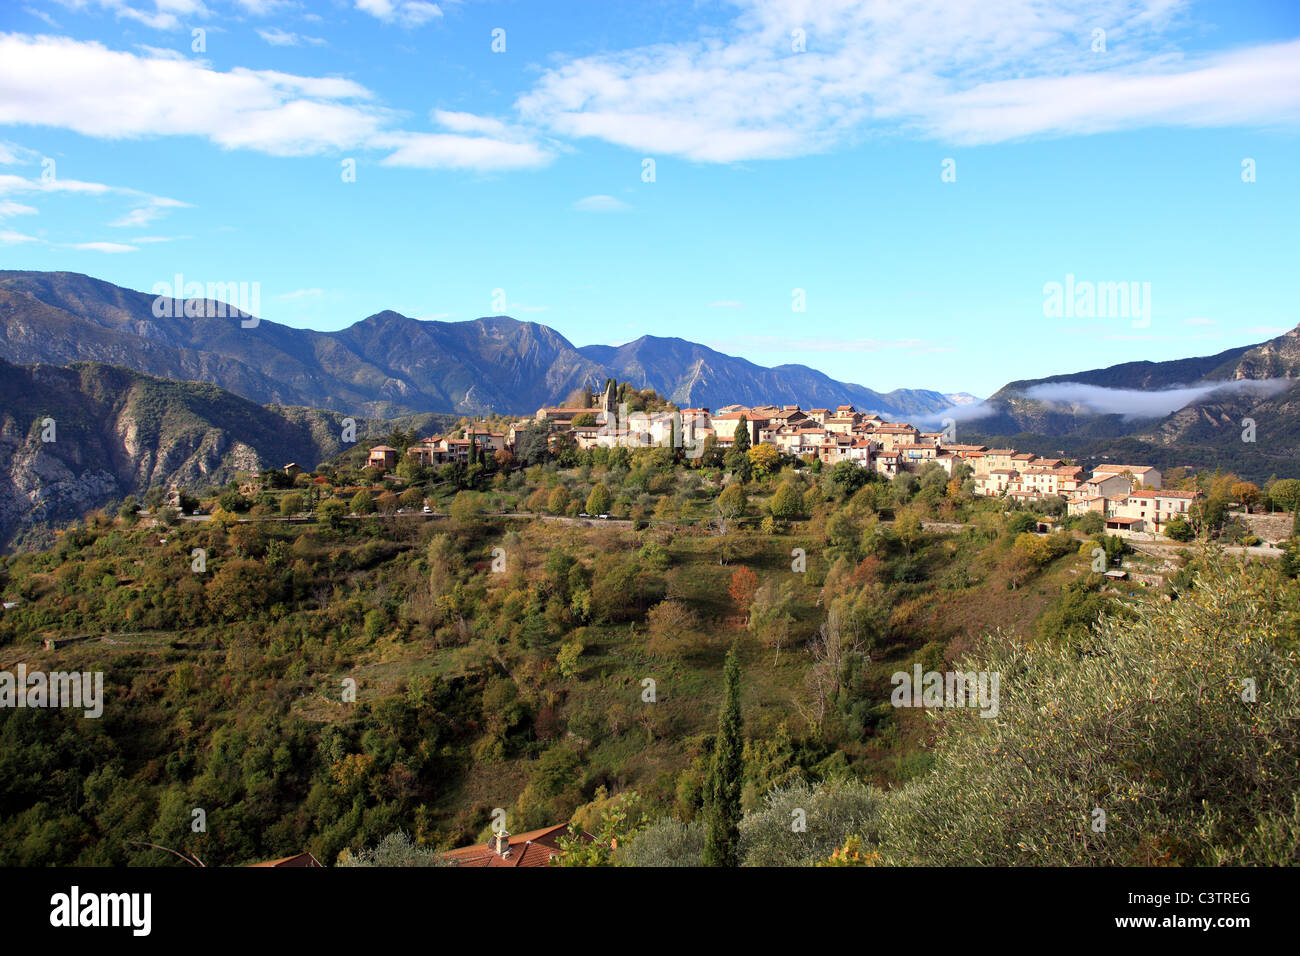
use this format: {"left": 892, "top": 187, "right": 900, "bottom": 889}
{"left": 367, "top": 445, "right": 398, "bottom": 471}
{"left": 870, "top": 424, "right": 920, "bottom": 451}
{"left": 1093, "top": 464, "right": 1162, "bottom": 490}
{"left": 1108, "top": 489, "right": 1202, "bottom": 534}
{"left": 443, "top": 826, "right": 594, "bottom": 868}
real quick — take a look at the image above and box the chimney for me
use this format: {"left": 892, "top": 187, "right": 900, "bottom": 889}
{"left": 491, "top": 831, "right": 511, "bottom": 856}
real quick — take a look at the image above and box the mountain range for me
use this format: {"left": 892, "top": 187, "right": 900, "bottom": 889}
{"left": 953, "top": 323, "right": 1300, "bottom": 479}
{"left": 1, "top": 268, "right": 1297, "bottom": 549}
{"left": 0, "top": 271, "right": 960, "bottom": 420}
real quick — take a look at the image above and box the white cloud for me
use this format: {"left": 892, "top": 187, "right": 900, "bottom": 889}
{"left": 0, "top": 171, "right": 188, "bottom": 229}
{"left": 276, "top": 287, "right": 325, "bottom": 300}
{"left": 0, "top": 33, "right": 382, "bottom": 156}
{"left": 0, "top": 34, "right": 550, "bottom": 170}
{"left": 573, "top": 194, "right": 629, "bottom": 212}
{"left": 0, "top": 228, "right": 38, "bottom": 244}
{"left": 0, "top": 199, "right": 38, "bottom": 219}
{"left": 1021, "top": 379, "right": 1291, "bottom": 418}
{"left": 354, "top": 0, "right": 442, "bottom": 28}
{"left": 947, "top": 377, "right": 1293, "bottom": 424}
{"left": 109, "top": 195, "right": 189, "bottom": 227}
{"left": 0, "top": 140, "right": 41, "bottom": 165}
{"left": 707, "top": 300, "right": 743, "bottom": 308}
{"left": 374, "top": 109, "right": 554, "bottom": 171}
{"left": 69, "top": 241, "right": 138, "bottom": 252}
{"left": 234, "top": 0, "right": 294, "bottom": 13}
{"left": 257, "top": 28, "right": 327, "bottom": 47}
{"left": 515, "top": 0, "right": 1300, "bottom": 162}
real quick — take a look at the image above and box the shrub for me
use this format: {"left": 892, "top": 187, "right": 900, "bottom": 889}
{"left": 617, "top": 817, "right": 706, "bottom": 867}
{"left": 873, "top": 559, "right": 1300, "bottom": 865}
{"left": 738, "top": 778, "right": 880, "bottom": 867}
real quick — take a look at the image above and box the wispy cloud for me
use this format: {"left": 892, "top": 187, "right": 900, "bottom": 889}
{"left": 68, "top": 241, "right": 138, "bottom": 253}
{"left": 257, "top": 28, "right": 327, "bottom": 48}
{"left": 707, "top": 300, "right": 743, "bottom": 309}
{"left": 573, "top": 194, "right": 629, "bottom": 212}
{"left": 515, "top": 0, "right": 1300, "bottom": 162}
{"left": 353, "top": 0, "right": 442, "bottom": 29}
{"left": 276, "top": 288, "right": 325, "bottom": 300}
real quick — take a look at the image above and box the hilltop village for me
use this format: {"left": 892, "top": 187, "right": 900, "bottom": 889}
{"left": 364, "top": 382, "right": 1204, "bottom": 539}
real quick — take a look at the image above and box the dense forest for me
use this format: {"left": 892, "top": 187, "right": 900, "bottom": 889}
{"left": 2, "top": 425, "right": 1298, "bottom": 866}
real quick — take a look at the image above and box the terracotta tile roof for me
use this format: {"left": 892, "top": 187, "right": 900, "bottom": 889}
{"left": 1094, "top": 464, "right": 1157, "bottom": 474}
{"left": 443, "top": 825, "right": 594, "bottom": 868}
{"left": 248, "top": 851, "right": 322, "bottom": 868}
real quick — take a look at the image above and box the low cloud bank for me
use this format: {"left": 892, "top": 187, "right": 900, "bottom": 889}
{"left": 918, "top": 378, "right": 1292, "bottom": 428}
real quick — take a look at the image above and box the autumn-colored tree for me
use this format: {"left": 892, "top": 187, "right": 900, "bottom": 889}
{"left": 547, "top": 485, "right": 571, "bottom": 515}
{"left": 893, "top": 507, "right": 923, "bottom": 555}
{"left": 717, "top": 482, "right": 747, "bottom": 519}
{"left": 646, "top": 599, "right": 699, "bottom": 658}
{"left": 1230, "top": 481, "right": 1260, "bottom": 512}
{"left": 747, "top": 443, "right": 779, "bottom": 479}
{"left": 769, "top": 481, "right": 803, "bottom": 519}
{"left": 586, "top": 483, "right": 612, "bottom": 515}
{"left": 728, "top": 565, "right": 759, "bottom": 620}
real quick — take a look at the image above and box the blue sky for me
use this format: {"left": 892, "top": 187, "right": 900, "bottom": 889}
{"left": 1, "top": 0, "right": 1298, "bottom": 397}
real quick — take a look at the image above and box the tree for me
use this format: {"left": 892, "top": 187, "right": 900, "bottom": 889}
{"left": 319, "top": 499, "right": 347, "bottom": 528}
{"left": 586, "top": 483, "right": 612, "bottom": 515}
{"left": 728, "top": 566, "right": 759, "bottom": 620}
{"left": 1269, "top": 478, "right": 1300, "bottom": 515}
{"left": 646, "top": 600, "right": 699, "bottom": 659}
{"left": 828, "top": 460, "right": 870, "bottom": 498}
{"left": 717, "top": 483, "right": 747, "bottom": 520}
{"left": 749, "top": 580, "right": 794, "bottom": 665}
{"left": 1231, "top": 481, "right": 1261, "bottom": 512}
{"left": 279, "top": 493, "right": 304, "bottom": 516}
{"left": 747, "top": 443, "right": 779, "bottom": 480}
{"left": 703, "top": 648, "right": 743, "bottom": 867}
{"left": 769, "top": 481, "right": 803, "bottom": 520}
{"left": 894, "top": 507, "right": 923, "bottom": 555}
{"left": 350, "top": 490, "right": 375, "bottom": 515}
{"left": 732, "top": 416, "right": 751, "bottom": 454}
{"left": 547, "top": 485, "right": 571, "bottom": 515}
{"left": 450, "top": 491, "right": 486, "bottom": 524}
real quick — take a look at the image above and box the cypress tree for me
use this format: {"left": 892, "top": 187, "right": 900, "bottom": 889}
{"left": 733, "top": 415, "right": 751, "bottom": 454}
{"left": 703, "top": 647, "right": 744, "bottom": 866}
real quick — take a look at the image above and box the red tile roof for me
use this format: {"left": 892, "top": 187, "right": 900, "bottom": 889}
{"left": 248, "top": 851, "right": 322, "bottom": 868}
{"left": 442, "top": 825, "right": 594, "bottom": 868}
